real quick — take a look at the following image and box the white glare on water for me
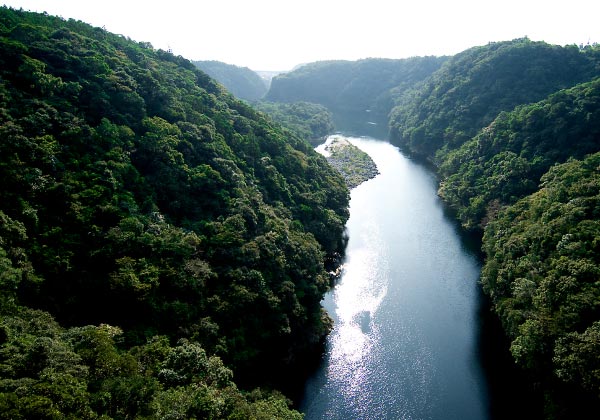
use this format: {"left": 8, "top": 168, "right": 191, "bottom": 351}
{"left": 327, "top": 216, "right": 389, "bottom": 410}
{"left": 302, "top": 136, "right": 487, "bottom": 419}
{"left": 330, "top": 222, "right": 387, "bottom": 364}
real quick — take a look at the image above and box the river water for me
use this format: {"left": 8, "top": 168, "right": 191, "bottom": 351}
{"left": 300, "top": 136, "right": 490, "bottom": 419}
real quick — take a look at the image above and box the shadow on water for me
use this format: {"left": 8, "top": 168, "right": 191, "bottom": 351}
{"left": 435, "top": 169, "right": 545, "bottom": 420}
{"left": 299, "top": 131, "right": 545, "bottom": 418}
{"left": 437, "top": 171, "right": 545, "bottom": 420}
{"left": 476, "top": 291, "right": 545, "bottom": 420}
{"left": 437, "top": 190, "right": 545, "bottom": 419}
{"left": 332, "top": 110, "right": 390, "bottom": 140}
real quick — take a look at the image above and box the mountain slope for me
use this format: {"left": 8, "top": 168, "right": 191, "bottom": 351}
{"left": 390, "top": 38, "right": 600, "bottom": 161}
{"left": 193, "top": 60, "right": 268, "bottom": 101}
{"left": 439, "top": 77, "right": 600, "bottom": 230}
{"left": 253, "top": 100, "right": 335, "bottom": 142}
{"left": 0, "top": 7, "right": 349, "bottom": 418}
{"left": 482, "top": 152, "right": 600, "bottom": 417}
{"left": 393, "top": 40, "right": 600, "bottom": 417}
{"left": 265, "top": 57, "right": 446, "bottom": 132}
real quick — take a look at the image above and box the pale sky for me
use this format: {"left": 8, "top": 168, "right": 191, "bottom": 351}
{"left": 3, "top": 0, "right": 599, "bottom": 70}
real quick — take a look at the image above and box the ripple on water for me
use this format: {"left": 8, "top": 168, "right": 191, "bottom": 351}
{"left": 301, "top": 136, "right": 488, "bottom": 420}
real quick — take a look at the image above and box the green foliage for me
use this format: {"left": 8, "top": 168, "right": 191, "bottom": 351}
{"left": 390, "top": 38, "right": 600, "bottom": 161}
{"left": 7, "top": 4, "right": 600, "bottom": 417}
{"left": 393, "top": 40, "right": 600, "bottom": 416}
{"left": 0, "top": 308, "right": 303, "bottom": 418}
{"left": 0, "top": 6, "right": 347, "bottom": 418}
{"left": 438, "top": 77, "right": 600, "bottom": 230}
{"left": 193, "top": 60, "right": 268, "bottom": 101}
{"left": 254, "top": 101, "right": 335, "bottom": 142}
{"left": 254, "top": 34, "right": 600, "bottom": 417}
{"left": 481, "top": 153, "right": 600, "bottom": 415}
{"left": 379, "top": 37, "right": 600, "bottom": 417}
{"left": 0, "top": 308, "right": 94, "bottom": 419}
{"left": 554, "top": 321, "right": 600, "bottom": 393}
{"left": 266, "top": 57, "right": 446, "bottom": 125}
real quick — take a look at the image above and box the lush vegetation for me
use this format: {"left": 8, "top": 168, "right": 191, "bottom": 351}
{"left": 439, "top": 77, "right": 600, "bottom": 230}
{"left": 482, "top": 153, "right": 600, "bottom": 417}
{"left": 266, "top": 57, "right": 446, "bottom": 123}
{"left": 253, "top": 101, "right": 334, "bottom": 143}
{"left": 0, "top": 7, "right": 350, "bottom": 418}
{"left": 386, "top": 39, "right": 600, "bottom": 417}
{"left": 0, "top": 309, "right": 304, "bottom": 419}
{"left": 193, "top": 60, "right": 268, "bottom": 102}
{"left": 389, "top": 38, "right": 600, "bottom": 162}
{"left": 266, "top": 38, "right": 600, "bottom": 417}
{"left": 3, "top": 5, "right": 600, "bottom": 417}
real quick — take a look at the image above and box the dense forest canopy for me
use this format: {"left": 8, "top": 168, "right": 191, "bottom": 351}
{"left": 0, "top": 7, "right": 349, "bottom": 418}
{"left": 3, "top": 4, "right": 600, "bottom": 418}
{"left": 265, "top": 57, "right": 447, "bottom": 124}
{"left": 389, "top": 38, "right": 600, "bottom": 162}
{"left": 438, "top": 76, "right": 600, "bottom": 230}
{"left": 386, "top": 39, "right": 600, "bottom": 418}
{"left": 252, "top": 101, "right": 334, "bottom": 143}
{"left": 192, "top": 60, "right": 268, "bottom": 102}
{"left": 481, "top": 153, "right": 600, "bottom": 417}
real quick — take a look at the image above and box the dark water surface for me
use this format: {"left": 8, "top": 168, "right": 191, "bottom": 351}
{"left": 301, "top": 136, "right": 494, "bottom": 419}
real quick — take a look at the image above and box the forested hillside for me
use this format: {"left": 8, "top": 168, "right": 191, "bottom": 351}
{"left": 190, "top": 62, "right": 335, "bottom": 142}
{"left": 0, "top": 7, "right": 349, "bottom": 418}
{"left": 439, "top": 77, "right": 600, "bottom": 230}
{"left": 193, "top": 60, "right": 268, "bottom": 101}
{"left": 390, "top": 39, "right": 600, "bottom": 162}
{"left": 481, "top": 153, "right": 600, "bottom": 417}
{"left": 253, "top": 101, "right": 334, "bottom": 143}
{"left": 387, "top": 39, "right": 600, "bottom": 418}
{"left": 264, "top": 37, "right": 600, "bottom": 417}
{"left": 265, "top": 57, "right": 446, "bottom": 126}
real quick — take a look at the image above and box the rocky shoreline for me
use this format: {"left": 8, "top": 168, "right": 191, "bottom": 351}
{"left": 320, "top": 136, "right": 379, "bottom": 189}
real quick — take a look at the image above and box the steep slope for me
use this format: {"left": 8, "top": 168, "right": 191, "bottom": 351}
{"left": 266, "top": 57, "right": 446, "bottom": 132}
{"left": 193, "top": 60, "right": 268, "bottom": 101}
{"left": 482, "top": 153, "right": 600, "bottom": 418}
{"left": 390, "top": 38, "right": 600, "bottom": 162}
{"left": 253, "top": 100, "right": 335, "bottom": 143}
{"left": 439, "top": 77, "right": 600, "bottom": 230}
{"left": 414, "top": 41, "right": 600, "bottom": 419}
{"left": 0, "top": 7, "right": 349, "bottom": 418}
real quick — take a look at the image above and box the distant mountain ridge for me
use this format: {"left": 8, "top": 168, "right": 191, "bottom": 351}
{"left": 389, "top": 38, "right": 600, "bottom": 160}
{"left": 193, "top": 59, "right": 268, "bottom": 101}
{"left": 265, "top": 57, "right": 447, "bottom": 135}
{"left": 255, "top": 69, "right": 287, "bottom": 88}
{"left": 265, "top": 38, "right": 600, "bottom": 417}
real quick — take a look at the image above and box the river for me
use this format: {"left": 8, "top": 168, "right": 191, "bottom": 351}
{"left": 299, "top": 136, "right": 528, "bottom": 419}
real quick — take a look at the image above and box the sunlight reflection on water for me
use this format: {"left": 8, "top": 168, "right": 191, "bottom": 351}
{"left": 330, "top": 222, "right": 387, "bottom": 363}
{"left": 302, "top": 136, "right": 488, "bottom": 420}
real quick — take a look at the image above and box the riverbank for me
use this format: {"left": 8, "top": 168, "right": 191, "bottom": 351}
{"left": 301, "top": 138, "right": 491, "bottom": 419}
{"left": 318, "top": 135, "right": 379, "bottom": 188}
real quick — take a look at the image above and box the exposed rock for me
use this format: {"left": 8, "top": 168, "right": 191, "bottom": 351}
{"left": 320, "top": 136, "right": 379, "bottom": 189}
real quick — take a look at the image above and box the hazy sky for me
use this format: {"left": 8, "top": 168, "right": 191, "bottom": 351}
{"left": 3, "top": 0, "right": 599, "bottom": 70}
